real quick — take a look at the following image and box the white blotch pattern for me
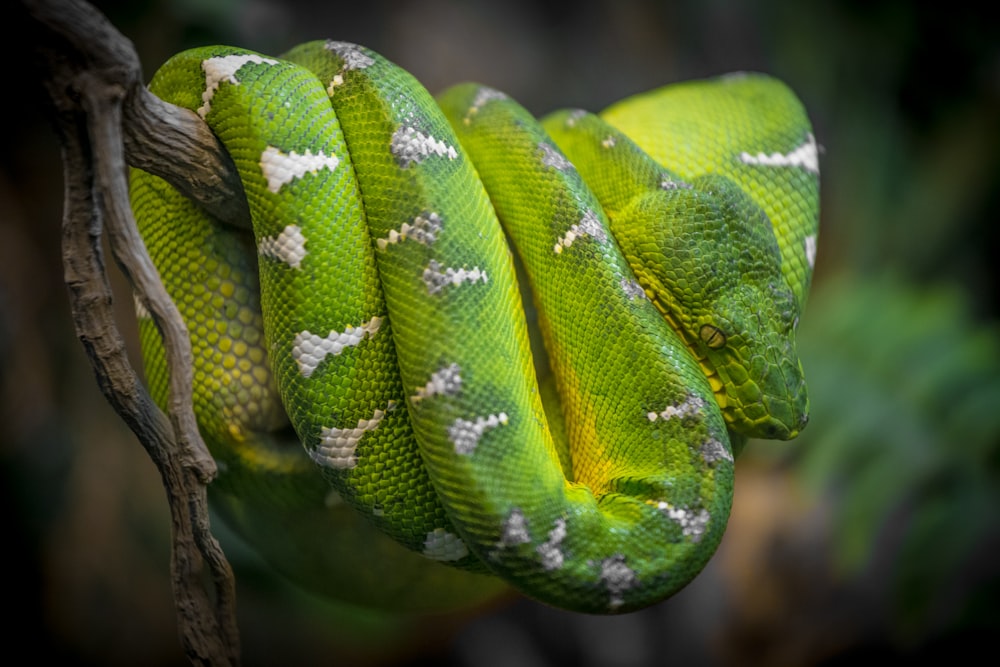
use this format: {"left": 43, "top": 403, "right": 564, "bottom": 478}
{"left": 699, "top": 438, "right": 733, "bottom": 465}
{"left": 323, "top": 42, "right": 375, "bottom": 93}
{"left": 257, "top": 223, "right": 308, "bottom": 269}
{"left": 647, "top": 395, "right": 705, "bottom": 422}
{"left": 538, "top": 142, "right": 573, "bottom": 171}
{"left": 310, "top": 401, "right": 396, "bottom": 470}
{"left": 391, "top": 125, "right": 458, "bottom": 167}
{"left": 423, "top": 260, "right": 488, "bottom": 294}
{"left": 739, "top": 133, "right": 819, "bottom": 174}
{"left": 292, "top": 317, "right": 383, "bottom": 377}
{"left": 449, "top": 412, "right": 509, "bottom": 455}
{"left": 423, "top": 528, "right": 469, "bottom": 561}
{"left": 601, "top": 555, "right": 638, "bottom": 610}
{"left": 259, "top": 145, "right": 340, "bottom": 194}
{"left": 537, "top": 518, "right": 568, "bottom": 571}
{"left": 411, "top": 363, "right": 462, "bottom": 404}
{"left": 660, "top": 176, "right": 693, "bottom": 191}
{"left": 621, "top": 279, "right": 647, "bottom": 301}
{"left": 376, "top": 211, "right": 443, "bottom": 250}
{"left": 326, "top": 75, "right": 345, "bottom": 92}
{"left": 499, "top": 508, "right": 531, "bottom": 547}
{"left": 656, "top": 502, "right": 711, "bottom": 543}
{"left": 564, "top": 109, "right": 587, "bottom": 127}
{"left": 601, "top": 135, "right": 617, "bottom": 149}
{"left": 133, "top": 292, "right": 151, "bottom": 319}
{"left": 804, "top": 233, "right": 817, "bottom": 269}
{"left": 554, "top": 209, "right": 607, "bottom": 253}
{"left": 464, "top": 86, "right": 508, "bottom": 124}
{"left": 198, "top": 53, "right": 279, "bottom": 118}
{"left": 324, "top": 41, "right": 374, "bottom": 70}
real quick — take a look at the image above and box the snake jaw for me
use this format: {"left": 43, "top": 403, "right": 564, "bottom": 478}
{"left": 645, "top": 283, "right": 808, "bottom": 441}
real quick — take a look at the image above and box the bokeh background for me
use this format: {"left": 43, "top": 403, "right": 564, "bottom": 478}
{"left": 2, "top": 0, "right": 998, "bottom": 665}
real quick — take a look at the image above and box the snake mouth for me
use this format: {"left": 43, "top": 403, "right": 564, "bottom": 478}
{"left": 756, "top": 414, "right": 800, "bottom": 440}
{"left": 759, "top": 378, "right": 810, "bottom": 440}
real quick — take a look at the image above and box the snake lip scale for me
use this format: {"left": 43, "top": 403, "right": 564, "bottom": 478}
{"left": 131, "top": 39, "right": 819, "bottom": 614}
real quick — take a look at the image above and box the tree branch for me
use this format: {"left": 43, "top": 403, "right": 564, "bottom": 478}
{"left": 124, "top": 83, "right": 251, "bottom": 229}
{"left": 19, "top": 0, "right": 243, "bottom": 663}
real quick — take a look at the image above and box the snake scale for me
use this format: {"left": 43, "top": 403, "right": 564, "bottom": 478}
{"left": 131, "top": 40, "right": 819, "bottom": 614}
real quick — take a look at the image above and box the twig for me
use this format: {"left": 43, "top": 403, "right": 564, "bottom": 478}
{"left": 19, "top": 0, "right": 243, "bottom": 663}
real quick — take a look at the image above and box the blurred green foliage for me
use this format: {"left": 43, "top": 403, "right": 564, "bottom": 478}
{"left": 792, "top": 272, "right": 1000, "bottom": 640}
{"left": 758, "top": 0, "right": 1000, "bottom": 649}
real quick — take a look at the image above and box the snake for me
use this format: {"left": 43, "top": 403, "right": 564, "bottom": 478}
{"left": 130, "top": 40, "right": 819, "bottom": 615}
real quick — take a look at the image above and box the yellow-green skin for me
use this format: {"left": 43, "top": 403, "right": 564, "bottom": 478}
{"left": 131, "top": 40, "right": 818, "bottom": 614}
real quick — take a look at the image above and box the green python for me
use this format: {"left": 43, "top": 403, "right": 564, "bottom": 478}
{"left": 131, "top": 40, "right": 819, "bottom": 615}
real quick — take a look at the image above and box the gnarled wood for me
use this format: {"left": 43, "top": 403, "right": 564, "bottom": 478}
{"left": 18, "top": 0, "right": 243, "bottom": 663}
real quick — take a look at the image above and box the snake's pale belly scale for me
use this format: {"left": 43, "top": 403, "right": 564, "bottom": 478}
{"left": 132, "top": 40, "right": 818, "bottom": 613}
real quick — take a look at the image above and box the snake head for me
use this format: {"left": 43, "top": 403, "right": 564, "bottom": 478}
{"left": 695, "top": 283, "right": 809, "bottom": 440}
{"left": 619, "top": 173, "right": 809, "bottom": 440}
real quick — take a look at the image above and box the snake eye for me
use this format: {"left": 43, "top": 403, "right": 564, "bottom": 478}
{"left": 700, "top": 324, "right": 727, "bottom": 349}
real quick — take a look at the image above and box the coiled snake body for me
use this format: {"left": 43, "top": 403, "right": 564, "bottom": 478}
{"left": 132, "top": 40, "right": 819, "bottom": 614}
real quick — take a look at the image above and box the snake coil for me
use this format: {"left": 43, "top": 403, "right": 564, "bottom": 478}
{"left": 132, "top": 40, "right": 819, "bottom": 614}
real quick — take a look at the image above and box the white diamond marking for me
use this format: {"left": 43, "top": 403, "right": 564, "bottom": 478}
{"left": 656, "top": 502, "right": 711, "bottom": 543}
{"left": 449, "top": 413, "right": 509, "bottom": 455}
{"left": 292, "top": 317, "right": 382, "bottom": 377}
{"left": 198, "top": 53, "right": 279, "bottom": 118}
{"left": 804, "top": 233, "right": 817, "bottom": 269}
{"left": 700, "top": 438, "right": 733, "bottom": 465}
{"left": 422, "top": 260, "right": 488, "bottom": 294}
{"left": 601, "top": 555, "right": 638, "bottom": 610}
{"left": 423, "top": 528, "right": 469, "bottom": 561}
{"left": 464, "top": 86, "right": 508, "bottom": 124}
{"left": 390, "top": 126, "right": 458, "bottom": 167}
{"left": 621, "top": 279, "right": 647, "bottom": 301}
{"left": 310, "top": 401, "right": 396, "bottom": 470}
{"left": 554, "top": 209, "right": 607, "bottom": 253}
{"left": 646, "top": 395, "right": 705, "bottom": 422}
{"left": 376, "top": 211, "right": 443, "bottom": 250}
{"left": 259, "top": 145, "right": 340, "bottom": 194}
{"left": 258, "top": 224, "right": 308, "bottom": 269}
{"left": 538, "top": 142, "right": 573, "bottom": 170}
{"left": 537, "top": 518, "right": 568, "bottom": 571}
{"left": 739, "top": 133, "right": 819, "bottom": 174}
{"left": 411, "top": 363, "right": 462, "bottom": 404}
{"left": 499, "top": 508, "right": 531, "bottom": 547}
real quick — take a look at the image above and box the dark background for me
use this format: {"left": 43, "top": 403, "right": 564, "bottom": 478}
{"left": 2, "top": 0, "right": 998, "bottom": 665}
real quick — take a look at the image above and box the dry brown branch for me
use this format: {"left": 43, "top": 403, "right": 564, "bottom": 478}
{"left": 18, "top": 0, "right": 243, "bottom": 663}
